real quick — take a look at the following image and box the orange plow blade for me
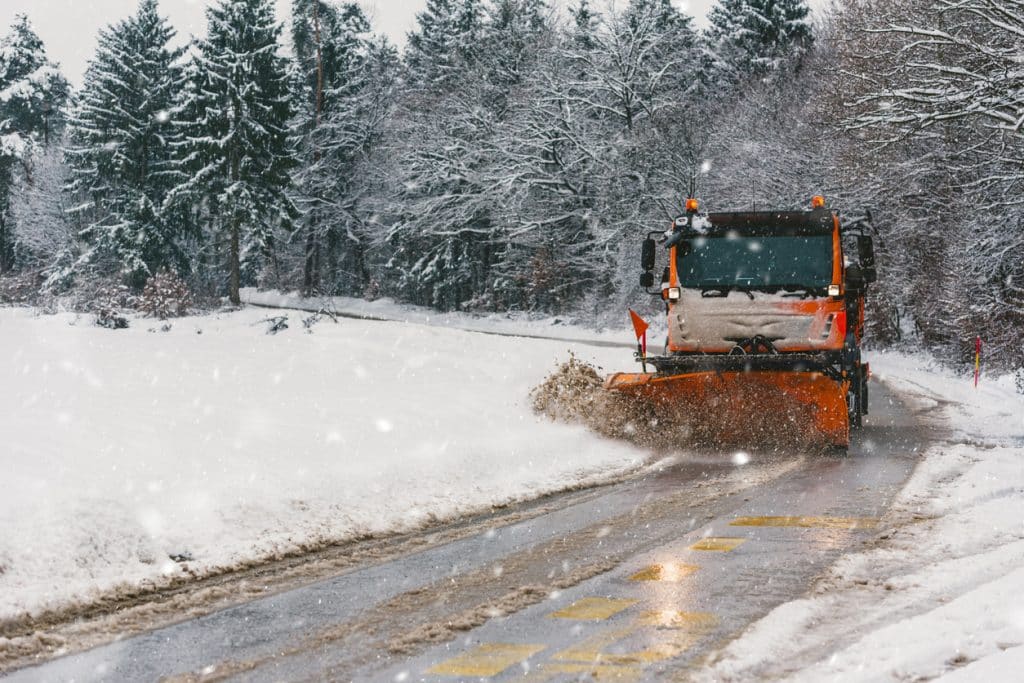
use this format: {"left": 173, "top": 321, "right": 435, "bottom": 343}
{"left": 604, "top": 370, "right": 850, "bottom": 450}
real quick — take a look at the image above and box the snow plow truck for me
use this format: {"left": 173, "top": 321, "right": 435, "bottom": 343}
{"left": 606, "top": 196, "right": 877, "bottom": 450}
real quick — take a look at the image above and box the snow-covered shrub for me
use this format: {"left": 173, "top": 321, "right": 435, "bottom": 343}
{"left": 141, "top": 269, "right": 192, "bottom": 320}
{"left": 90, "top": 283, "right": 138, "bottom": 329}
{"left": 0, "top": 271, "right": 45, "bottom": 304}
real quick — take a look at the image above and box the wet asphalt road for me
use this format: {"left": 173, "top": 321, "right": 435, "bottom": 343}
{"left": 5, "top": 381, "right": 926, "bottom": 683}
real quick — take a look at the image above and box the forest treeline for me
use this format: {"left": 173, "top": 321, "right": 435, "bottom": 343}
{"left": 0, "top": 0, "right": 1020, "bottom": 373}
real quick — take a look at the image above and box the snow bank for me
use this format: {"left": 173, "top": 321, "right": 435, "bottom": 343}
{"left": 0, "top": 307, "right": 646, "bottom": 622}
{"left": 701, "top": 351, "right": 1024, "bottom": 682}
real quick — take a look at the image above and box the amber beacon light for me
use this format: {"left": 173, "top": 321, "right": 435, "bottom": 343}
{"left": 685, "top": 198, "right": 700, "bottom": 213}
{"left": 811, "top": 195, "right": 826, "bottom": 209}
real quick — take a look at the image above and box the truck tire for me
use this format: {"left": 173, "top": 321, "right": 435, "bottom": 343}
{"left": 848, "top": 381, "right": 864, "bottom": 429}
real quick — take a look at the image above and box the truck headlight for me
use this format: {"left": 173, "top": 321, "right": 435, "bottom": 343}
{"left": 667, "top": 287, "right": 681, "bottom": 302}
{"left": 828, "top": 285, "right": 841, "bottom": 297}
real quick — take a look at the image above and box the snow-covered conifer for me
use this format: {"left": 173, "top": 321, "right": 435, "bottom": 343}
{"left": 569, "top": 1, "right": 598, "bottom": 49}
{"left": 64, "top": 0, "right": 185, "bottom": 287}
{"left": 405, "top": 0, "right": 485, "bottom": 91}
{"left": 477, "top": 0, "right": 548, "bottom": 112}
{"left": 704, "top": 0, "right": 813, "bottom": 89}
{"left": 172, "top": 0, "right": 296, "bottom": 305}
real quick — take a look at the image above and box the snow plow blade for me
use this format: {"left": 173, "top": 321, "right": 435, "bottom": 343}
{"left": 604, "top": 370, "right": 850, "bottom": 450}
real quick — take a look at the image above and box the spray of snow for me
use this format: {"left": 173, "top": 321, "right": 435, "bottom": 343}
{"left": 530, "top": 356, "right": 831, "bottom": 452}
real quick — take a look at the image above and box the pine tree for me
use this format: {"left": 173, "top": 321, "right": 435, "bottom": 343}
{"left": 569, "top": 1, "right": 597, "bottom": 49}
{"left": 405, "top": 0, "right": 484, "bottom": 91}
{"left": 64, "top": 0, "right": 185, "bottom": 287}
{"left": 0, "top": 14, "right": 68, "bottom": 272}
{"left": 478, "top": 0, "right": 548, "bottom": 111}
{"left": 173, "top": 0, "right": 296, "bottom": 305}
{"left": 704, "top": 0, "right": 813, "bottom": 89}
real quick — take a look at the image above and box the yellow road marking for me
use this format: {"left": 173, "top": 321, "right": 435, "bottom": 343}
{"left": 730, "top": 515, "right": 879, "bottom": 530}
{"left": 629, "top": 563, "right": 699, "bottom": 582}
{"left": 549, "top": 597, "right": 638, "bottom": 621}
{"left": 427, "top": 643, "right": 546, "bottom": 677}
{"left": 689, "top": 537, "right": 747, "bottom": 551}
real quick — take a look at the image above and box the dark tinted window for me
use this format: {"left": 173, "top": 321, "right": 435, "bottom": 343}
{"left": 678, "top": 234, "right": 833, "bottom": 289}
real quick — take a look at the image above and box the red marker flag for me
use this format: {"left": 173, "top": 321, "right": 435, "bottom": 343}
{"left": 629, "top": 309, "right": 649, "bottom": 354}
{"left": 629, "top": 310, "right": 650, "bottom": 372}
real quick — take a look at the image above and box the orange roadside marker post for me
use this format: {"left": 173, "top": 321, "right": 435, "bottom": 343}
{"left": 975, "top": 336, "right": 982, "bottom": 388}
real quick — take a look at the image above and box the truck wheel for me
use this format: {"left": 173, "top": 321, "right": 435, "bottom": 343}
{"left": 848, "top": 384, "right": 863, "bottom": 429}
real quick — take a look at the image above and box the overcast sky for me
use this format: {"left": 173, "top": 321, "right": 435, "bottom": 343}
{"left": 2, "top": 0, "right": 816, "bottom": 86}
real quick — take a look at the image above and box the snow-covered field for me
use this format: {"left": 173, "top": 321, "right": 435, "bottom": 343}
{"left": 703, "top": 352, "right": 1024, "bottom": 682}
{"left": 0, "top": 305, "right": 646, "bottom": 622}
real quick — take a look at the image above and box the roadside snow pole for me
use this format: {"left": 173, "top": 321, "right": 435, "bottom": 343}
{"left": 629, "top": 310, "right": 650, "bottom": 374}
{"left": 975, "top": 336, "right": 982, "bottom": 388}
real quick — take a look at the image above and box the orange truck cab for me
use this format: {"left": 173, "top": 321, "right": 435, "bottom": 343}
{"left": 618, "top": 197, "right": 878, "bottom": 446}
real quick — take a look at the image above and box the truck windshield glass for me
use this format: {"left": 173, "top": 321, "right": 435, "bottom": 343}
{"left": 677, "top": 234, "right": 833, "bottom": 290}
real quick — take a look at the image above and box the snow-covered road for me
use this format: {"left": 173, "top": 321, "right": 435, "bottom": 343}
{"left": 4, "top": 379, "right": 929, "bottom": 682}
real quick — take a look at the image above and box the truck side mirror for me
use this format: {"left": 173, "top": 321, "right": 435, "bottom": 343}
{"left": 857, "top": 236, "right": 877, "bottom": 283}
{"left": 640, "top": 272, "right": 655, "bottom": 288}
{"left": 641, "top": 238, "right": 657, "bottom": 272}
{"left": 857, "top": 236, "right": 875, "bottom": 268}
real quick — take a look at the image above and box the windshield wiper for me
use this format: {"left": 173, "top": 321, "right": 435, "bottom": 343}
{"left": 701, "top": 287, "right": 755, "bottom": 300}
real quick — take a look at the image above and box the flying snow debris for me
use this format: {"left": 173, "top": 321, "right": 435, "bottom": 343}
{"left": 701, "top": 160, "right": 712, "bottom": 174}
{"left": 374, "top": 418, "right": 394, "bottom": 433}
{"left": 155, "top": 110, "right": 170, "bottom": 123}
{"left": 732, "top": 451, "right": 751, "bottom": 466}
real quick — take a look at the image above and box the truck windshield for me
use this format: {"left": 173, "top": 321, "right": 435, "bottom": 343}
{"left": 677, "top": 234, "right": 834, "bottom": 290}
